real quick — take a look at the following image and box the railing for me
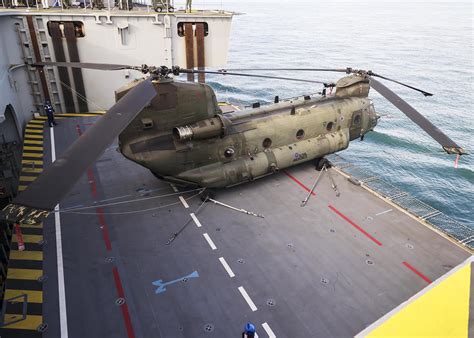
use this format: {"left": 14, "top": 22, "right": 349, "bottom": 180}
{"left": 327, "top": 153, "right": 474, "bottom": 250}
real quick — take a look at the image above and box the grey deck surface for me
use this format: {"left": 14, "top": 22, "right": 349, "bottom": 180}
{"left": 41, "top": 117, "right": 471, "bottom": 338}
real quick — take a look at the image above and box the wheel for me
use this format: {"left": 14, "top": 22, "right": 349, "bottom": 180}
{"left": 168, "top": 6, "right": 174, "bottom": 12}
{"left": 154, "top": 6, "right": 162, "bottom": 12}
{"left": 200, "top": 189, "right": 215, "bottom": 202}
{"left": 315, "top": 157, "right": 330, "bottom": 171}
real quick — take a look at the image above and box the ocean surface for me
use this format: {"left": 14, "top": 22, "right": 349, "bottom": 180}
{"left": 184, "top": 0, "right": 473, "bottom": 229}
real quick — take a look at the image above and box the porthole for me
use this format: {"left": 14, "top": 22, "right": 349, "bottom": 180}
{"left": 224, "top": 147, "right": 235, "bottom": 158}
{"left": 326, "top": 122, "right": 334, "bottom": 132}
{"left": 296, "top": 129, "right": 305, "bottom": 140}
{"left": 262, "top": 138, "right": 272, "bottom": 149}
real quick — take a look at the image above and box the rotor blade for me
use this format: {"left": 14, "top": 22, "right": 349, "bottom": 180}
{"left": 181, "top": 69, "right": 332, "bottom": 85}
{"left": 370, "top": 72, "right": 433, "bottom": 97}
{"left": 32, "top": 61, "right": 137, "bottom": 71}
{"left": 2, "top": 79, "right": 156, "bottom": 224}
{"left": 369, "top": 78, "right": 464, "bottom": 155}
{"left": 216, "top": 68, "right": 349, "bottom": 73}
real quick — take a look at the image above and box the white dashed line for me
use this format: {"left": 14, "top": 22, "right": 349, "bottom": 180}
{"left": 218, "top": 257, "right": 235, "bottom": 278}
{"left": 179, "top": 196, "right": 189, "bottom": 208}
{"left": 261, "top": 322, "right": 276, "bottom": 338}
{"left": 238, "top": 286, "right": 257, "bottom": 312}
{"left": 375, "top": 209, "right": 393, "bottom": 216}
{"left": 203, "top": 233, "right": 217, "bottom": 250}
{"left": 190, "top": 213, "right": 202, "bottom": 227}
{"left": 170, "top": 184, "right": 179, "bottom": 192}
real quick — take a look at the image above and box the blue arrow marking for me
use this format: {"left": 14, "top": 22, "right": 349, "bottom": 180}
{"left": 152, "top": 270, "right": 199, "bottom": 294}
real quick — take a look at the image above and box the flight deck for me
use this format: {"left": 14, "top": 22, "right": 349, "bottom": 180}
{"left": 0, "top": 114, "right": 472, "bottom": 337}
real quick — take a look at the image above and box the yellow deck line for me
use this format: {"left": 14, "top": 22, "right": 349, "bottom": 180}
{"left": 18, "top": 185, "right": 28, "bottom": 192}
{"left": 7, "top": 268, "right": 43, "bottom": 280}
{"left": 28, "top": 120, "right": 44, "bottom": 124}
{"left": 56, "top": 113, "right": 104, "bottom": 117}
{"left": 21, "top": 159, "right": 43, "bottom": 165}
{"left": 12, "top": 234, "right": 43, "bottom": 244}
{"left": 23, "top": 140, "right": 43, "bottom": 145}
{"left": 24, "top": 134, "right": 43, "bottom": 139}
{"left": 22, "top": 168, "right": 43, "bottom": 174}
{"left": 23, "top": 146, "right": 44, "bottom": 151}
{"left": 22, "top": 153, "right": 43, "bottom": 158}
{"left": 4, "top": 289, "right": 43, "bottom": 303}
{"left": 25, "top": 124, "right": 44, "bottom": 129}
{"left": 24, "top": 129, "right": 43, "bottom": 134}
{"left": 20, "top": 223, "right": 43, "bottom": 229}
{"left": 9, "top": 250, "right": 43, "bottom": 261}
{"left": 2, "top": 314, "right": 43, "bottom": 330}
{"left": 19, "top": 176, "right": 37, "bottom": 182}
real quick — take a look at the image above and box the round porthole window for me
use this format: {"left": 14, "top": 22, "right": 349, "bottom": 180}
{"left": 224, "top": 147, "right": 235, "bottom": 158}
{"left": 296, "top": 129, "right": 305, "bottom": 140}
{"left": 326, "top": 122, "right": 334, "bottom": 132}
{"left": 262, "top": 138, "right": 272, "bottom": 149}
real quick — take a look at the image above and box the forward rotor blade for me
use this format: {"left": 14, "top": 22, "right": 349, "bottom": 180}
{"left": 369, "top": 78, "right": 464, "bottom": 155}
{"left": 2, "top": 79, "right": 156, "bottom": 224}
{"left": 370, "top": 72, "right": 433, "bottom": 97}
{"left": 217, "top": 68, "right": 348, "bottom": 73}
{"left": 181, "top": 69, "right": 332, "bottom": 85}
{"left": 32, "top": 61, "right": 137, "bottom": 71}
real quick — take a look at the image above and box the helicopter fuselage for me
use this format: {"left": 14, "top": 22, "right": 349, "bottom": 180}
{"left": 118, "top": 75, "right": 378, "bottom": 188}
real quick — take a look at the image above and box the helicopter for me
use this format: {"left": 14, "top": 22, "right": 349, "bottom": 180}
{"left": 1, "top": 62, "right": 466, "bottom": 225}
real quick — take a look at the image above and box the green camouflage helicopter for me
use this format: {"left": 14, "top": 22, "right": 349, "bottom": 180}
{"left": 1, "top": 63, "right": 465, "bottom": 224}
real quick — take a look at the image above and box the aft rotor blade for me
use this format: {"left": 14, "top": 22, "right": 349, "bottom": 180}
{"left": 32, "top": 61, "right": 137, "bottom": 71}
{"left": 2, "top": 79, "right": 156, "bottom": 224}
{"left": 181, "top": 69, "right": 332, "bottom": 85}
{"left": 370, "top": 72, "right": 433, "bottom": 97}
{"left": 369, "top": 78, "right": 464, "bottom": 155}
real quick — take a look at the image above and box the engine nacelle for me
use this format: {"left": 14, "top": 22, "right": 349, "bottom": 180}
{"left": 173, "top": 116, "right": 230, "bottom": 141}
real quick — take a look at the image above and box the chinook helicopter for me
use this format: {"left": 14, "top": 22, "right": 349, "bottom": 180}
{"left": 1, "top": 62, "right": 465, "bottom": 225}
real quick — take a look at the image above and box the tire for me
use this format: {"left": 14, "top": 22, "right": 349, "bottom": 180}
{"left": 315, "top": 157, "right": 330, "bottom": 171}
{"left": 200, "top": 189, "right": 215, "bottom": 202}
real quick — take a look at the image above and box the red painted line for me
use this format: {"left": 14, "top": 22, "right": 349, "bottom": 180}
{"left": 14, "top": 223, "right": 25, "bottom": 251}
{"left": 403, "top": 261, "right": 432, "bottom": 284}
{"left": 113, "top": 267, "right": 136, "bottom": 338}
{"left": 328, "top": 205, "right": 382, "bottom": 246}
{"left": 97, "top": 207, "right": 112, "bottom": 251}
{"left": 283, "top": 170, "right": 316, "bottom": 196}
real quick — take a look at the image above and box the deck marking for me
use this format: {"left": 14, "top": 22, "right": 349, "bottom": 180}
{"left": 218, "top": 257, "right": 235, "bottom": 278}
{"left": 403, "top": 261, "right": 432, "bottom": 284}
{"left": 170, "top": 183, "right": 179, "bottom": 192}
{"left": 376, "top": 209, "right": 393, "bottom": 216}
{"left": 238, "top": 286, "right": 257, "bottom": 312}
{"left": 203, "top": 233, "right": 217, "bottom": 250}
{"left": 262, "top": 322, "right": 277, "bottom": 338}
{"left": 190, "top": 213, "right": 202, "bottom": 227}
{"left": 283, "top": 170, "right": 316, "bottom": 196}
{"left": 152, "top": 271, "right": 199, "bottom": 294}
{"left": 76, "top": 125, "right": 112, "bottom": 251}
{"left": 112, "top": 267, "right": 136, "bottom": 338}
{"left": 179, "top": 195, "right": 189, "bottom": 208}
{"left": 328, "top": 205, "right": 382, "bottom": 246}
{"left": 51, "top": 126, "right": 69, "bottom": 338}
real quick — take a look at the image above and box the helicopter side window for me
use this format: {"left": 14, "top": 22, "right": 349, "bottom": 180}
{"left": 326, "top": 122, "right": 333, "bottom": 132}
{"left": 262, "top": 138, "right": 272, "bottom": 149}
{"left": 296, "top": 129, "right": 305, "bottom": 140}
{"left": 353, "top": 114, "right": 361, "bottom": 126}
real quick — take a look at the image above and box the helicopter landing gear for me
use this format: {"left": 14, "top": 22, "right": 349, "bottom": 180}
{"left": 315, "top": 157, "right": 331, "bottom": 171}
{"left": 200, "top": 189, "right": 216, "bottom": 202}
